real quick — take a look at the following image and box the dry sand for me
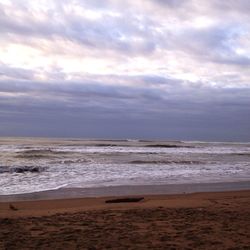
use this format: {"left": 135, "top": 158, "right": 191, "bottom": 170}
{"left": 0, "top": 190, "right": 250, "bottom": 249}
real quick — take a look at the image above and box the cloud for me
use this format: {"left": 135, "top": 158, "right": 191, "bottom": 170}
{"left": 0, "top": 1, "right": 157, "bottom": 55}
{"left": 211, "top": 0, "right": 250, "bottom": 15}
{"left": 0, "top": 0, "right": 249, "bottom": 140}
{"left": 169, "top": 23, "right": 250, "bottom": 66}
{"left": 153, "top": 0, "right": 188, "bottom": 8}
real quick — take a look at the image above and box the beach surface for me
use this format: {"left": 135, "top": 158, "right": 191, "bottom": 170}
{"left": 0, "top": 190, "right": 250, "bottom": 249}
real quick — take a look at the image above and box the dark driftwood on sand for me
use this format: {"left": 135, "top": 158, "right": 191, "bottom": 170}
{"left": 105, "top": 197, "right": 144, "bottom": 203}
{"left": 9, "top": 204, "right": 18, "bottom": 211}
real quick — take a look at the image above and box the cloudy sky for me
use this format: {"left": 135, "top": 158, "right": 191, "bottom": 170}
{"left": 0, "top": 0, "right": 250, "bottom": 141}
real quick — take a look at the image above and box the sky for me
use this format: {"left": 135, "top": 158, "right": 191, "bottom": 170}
{"left": 0, "top": 0, "right": 250, "bottom": 141}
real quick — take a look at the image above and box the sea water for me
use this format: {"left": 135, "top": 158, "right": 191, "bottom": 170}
{"left": 0, "top": 137, "right": 250, "bottom": 195}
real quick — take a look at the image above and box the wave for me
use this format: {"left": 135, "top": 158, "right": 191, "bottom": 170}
{"left": 50, "top": 159, "right": 89, "bottom": 164}
{"left": 21, "top": 149, "right": 53, "bottom": 154}
{"left": 229, "top": 153, "right": 250, "bottom": 156}
{"left": 145, "top": 144, "right": 195, "bottom": 148}
{"left": 129, "top": 160, "right": 202, "bottom": 164}
{"left": 139, "top": 140, "right": 183, "bottom": 143}
{"left": 59, "top": 143, "right": 194, "bottom": 148}
{"left": 15, "top": 149, "right": 70, "bottom": 158}
{"left": 91, "top": 144, "right": 126, "bottom": 147}
{"left": 0, "top": 166, "right": 46, "bottom": 174}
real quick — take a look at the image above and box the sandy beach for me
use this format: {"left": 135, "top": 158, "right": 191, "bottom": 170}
{"left": 0, "top": 190, "right": 250, "bottom": 249}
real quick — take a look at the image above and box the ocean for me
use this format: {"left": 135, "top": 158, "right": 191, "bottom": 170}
{"left": 0, "top": 137, "right": 250, "bottom": 196}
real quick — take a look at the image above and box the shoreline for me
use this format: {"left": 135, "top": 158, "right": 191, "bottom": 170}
{"left": 0, "top": 189, "right": 250, "bottom": 218}
{"left": 1, "top": 180, "right": 250, "bottom": 202}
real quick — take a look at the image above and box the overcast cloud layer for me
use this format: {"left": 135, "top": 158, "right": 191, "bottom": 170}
{"left": 0, "top": 0, "right": 250, "bottom": 141}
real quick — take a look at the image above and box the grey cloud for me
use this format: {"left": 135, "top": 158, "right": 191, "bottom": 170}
{"left": 1, "top": 0, "right": 249, "bottom": 61}
{"left": 0, "top": 2, "right": 158, "bottom": 55}
{"left": 1, "top": 74, "right": 249, "bottom": 114}
{"left": 0, "top": 64, "right": 183, "bottom": 100}
{"left": 167, "top": 23, "right": 250, "bottom": 66}
{"left": 1, "top": 0, "right": 249, "bottom": 57}
{"left": 0, "top": 4, "right": 59, "bottom": 37}
{"left": 211, "top": 0, "right": 250, "bottom": 14}
{"left": 65, "top": 16, "right": 149, "bottom": 53}
{"left": 1, "top": 82, "right": 249, "bottom": 141}
{"left": 0, "top": 63, "right": 36, "bottom": 80}
{"left": 153, "top": 0, "right": 188, "bottom": 8}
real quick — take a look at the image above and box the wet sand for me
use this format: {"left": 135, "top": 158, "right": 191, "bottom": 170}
{"left": 1, "top": 181, "right": 250, "bottom": 202}
{"left": 0, "top": 190, "right": 250, "bottom": 249}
